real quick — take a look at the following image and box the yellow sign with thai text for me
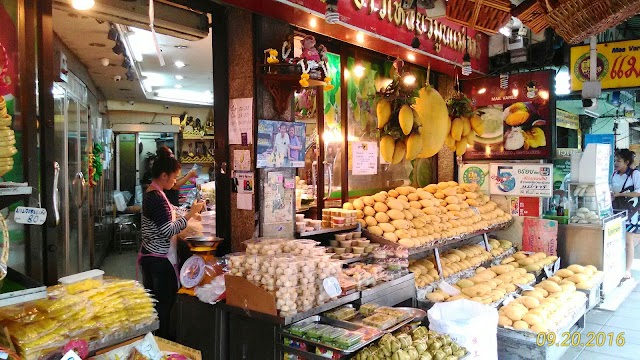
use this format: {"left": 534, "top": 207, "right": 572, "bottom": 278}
{"left": 570, "top": 40, "right": 640, "bottom": 91}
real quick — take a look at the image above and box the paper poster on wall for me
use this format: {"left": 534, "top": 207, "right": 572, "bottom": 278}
{"left": 462, "top": 71, "right": 554, "bottom": 160}
{"left": 235, "top": 172, "right": 254, "bottom": 194}
{"left": 458, "top": 164, "right": 490, "bottom": 193}
{"left": 237, "top": 193, "right": 253, "bottom": 210}
{"left": 263, "top": 172, "right": 293, "bottom": 224}
{"left": 256, "top": 120, "right": 306, "bottom": 168}
{"left": 233, "top": 149, "right": 251, "bottom": 171}
{"left": 522, "top": 218, "right": 558, "bottom": 255}
{"left": 351, "top": 141, "right": 378, "bottom": 175}
{"left": 509, "top": 197, "right": 541, "bottom": 217}
{"left": 229, "top": 98, "right": 253, "bottom": 145}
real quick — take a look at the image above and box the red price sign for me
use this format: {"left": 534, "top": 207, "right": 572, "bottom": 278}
{"left": 518, "top": 197, "right": 540, "bottom": 217}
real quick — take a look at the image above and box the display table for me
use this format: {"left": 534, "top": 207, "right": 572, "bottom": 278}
{"left": 557, "top": 211, "right": 626, "bottom": 295}
{"left": 176, "top": 275, "right": 417, "bottom": 360}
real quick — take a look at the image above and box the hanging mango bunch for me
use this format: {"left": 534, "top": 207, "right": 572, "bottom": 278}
{"left": 445, "top": 92, "right": 484, "bottom": 157}
{"left": 377, "top": 61, "right": 449, "bottom": 165}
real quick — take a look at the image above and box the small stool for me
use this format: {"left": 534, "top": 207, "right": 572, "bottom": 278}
{"left": 114, "top": 215, "right": 140, "bottom": 253}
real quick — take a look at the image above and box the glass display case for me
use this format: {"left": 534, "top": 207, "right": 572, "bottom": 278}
{"left": 567, "top": 182, "right": 613, "bottom": 225}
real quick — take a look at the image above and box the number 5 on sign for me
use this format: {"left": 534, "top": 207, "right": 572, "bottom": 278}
{"left": 13, "top": 207, "right": 47, "bottom": 225}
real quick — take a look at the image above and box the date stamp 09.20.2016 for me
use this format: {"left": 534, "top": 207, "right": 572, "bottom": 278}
{"left": 536, "top": 332, "right": 626, "bottom": 347}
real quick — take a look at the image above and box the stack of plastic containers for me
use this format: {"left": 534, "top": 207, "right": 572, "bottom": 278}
{"left": 200, "top": 210, "right": 216, "bottom": 236}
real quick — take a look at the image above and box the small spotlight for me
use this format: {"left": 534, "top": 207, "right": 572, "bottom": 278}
{"left": 107, "top": 25, "right": 118, "bottom": 41}
{"left": 478, "top": 88, "right": 486, "bottom": 94}
{"left": 356, "top": 32, "right": 365, "bottom": 43}
{"left": 112, "top": 41, "right": 125, "bottom": 55}
{"left": 175, "top": 60, "right": 186, "bottom": 68}
{"left": 407, "top": 53, "right": 416, "bottom": 62}
{"left": 403, "top": 74, "right": 416, "bottom": 86}
{"left": 309, "top": 18, "right": 317, "bottom": 28}
{"left": 539, "top": 90, "right": 549, "bottom": 100}
{"left": 72, "top": 0, "right": 95, "bottom": 11}
{"left": 353, "top": 65, "right": 365, "bottom": 78}
{"left": 126, "top": 68, "right": 135, "bottom": 81}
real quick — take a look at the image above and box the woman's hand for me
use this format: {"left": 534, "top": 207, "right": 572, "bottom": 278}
{"left": 613, "top": 192, "right": 624, "bottom": 198}
{"left": 187, "top": 169, "right": 198, "bottom": 178}
{"left": 186, "top": 200, "right": 206, "bottom": 219}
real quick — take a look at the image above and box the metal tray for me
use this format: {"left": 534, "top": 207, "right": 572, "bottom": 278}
{"left": 282, "top": 315, "right": 385, "bottom": 354}
{"left": 364, "top": 219, "right": 513, "bottom": 257}
{"left": 348, "top": 307, "right": 426, "bottom": 332}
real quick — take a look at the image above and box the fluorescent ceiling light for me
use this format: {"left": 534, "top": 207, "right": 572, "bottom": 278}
{"left": 175, "top": 60, "right": 186, "bottom": 68}
{"left": 72, "top": 0, "right": 95, "bottom": 11}
{"left": 154, "top": 88, "right": 213, "bottom": 105}
{"left": 555, "top": 68, "right": 571, "bottom": 95}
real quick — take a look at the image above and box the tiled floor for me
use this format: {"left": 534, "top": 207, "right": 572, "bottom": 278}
{"left": 99, "top": 250, "right": 138, "bottom": 280}
{"left": 559, "top": 275, "right": 640, "bottom": 360}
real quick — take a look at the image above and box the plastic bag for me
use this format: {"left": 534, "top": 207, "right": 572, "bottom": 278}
{"left": 194, "top": 275, "right": 226, "bottom": 304}
{"left": 178, "top": 218, "right": 203, "bottom": 240}
{"left": 428, "top": 299, "right": 499, "bottom": 360}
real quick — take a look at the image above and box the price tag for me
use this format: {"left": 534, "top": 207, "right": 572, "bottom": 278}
{"left": 544, "top": 266, "right": 552, "bottom": 278}
{"left": 13, "top": 207, "right": 47, "bottom": 225}
{"left": 517, "top": 284, "right": 535, "bottom": 291}
{"left": 62, "top": 350, "right": 82, "bottom": 360}
{"left": 323, "top": 277, "right": 342, "bottom": 298}
{"left": 553, "top": 259, "right": 561, "bottom": 274}
{"left": 438, "top": 281, "right": 461, "bottom": 296}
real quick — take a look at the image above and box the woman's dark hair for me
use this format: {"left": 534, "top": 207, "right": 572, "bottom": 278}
{"left": 152, "top": 146, "right": 181, "bottom": 178}
{"left": 615, "top": 148, "right": 636, "bottom": 166}
{"left": 156, "top": 145, "right": 173, "bottom": 158}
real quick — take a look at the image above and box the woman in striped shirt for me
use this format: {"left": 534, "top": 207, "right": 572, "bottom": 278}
{"left": 139, "top": 152, "right": 205, "bottom": 338}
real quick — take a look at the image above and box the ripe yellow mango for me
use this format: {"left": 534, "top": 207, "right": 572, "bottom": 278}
{"left": 470, "top": 113, "right": 484, "bottom": 136}
{"left": 377, "top": 100, "right": 391, "bottom": 129}
{"left": 451, "top": 118, "right": 464, "bottom": 141}
{"left": 380, "top": 135, "right": 395, "bottom": 163}
{"left": 392, "top": 140, "right": 406, "bottom": 164}
{"left": 399, "top": 104, "right": 414, "bottom": 135}
{"left": 405, "top": 132, "right": 423, "bottom": 161}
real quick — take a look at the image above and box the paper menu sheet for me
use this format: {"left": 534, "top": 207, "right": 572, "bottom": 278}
{"left": 351, "top": 141, "right": 378, "bottom": 175}
{"left": 229, "top": 98, "right": 253, "bottom": 145}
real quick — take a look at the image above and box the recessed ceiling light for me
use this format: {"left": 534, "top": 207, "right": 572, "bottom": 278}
{"left": 175, "top": 45, "right": 188, "bottom": 49}
{"left": 71, "top": 0, "right": 95, "bottom": 11}
{"left": 407, "top": 53, "right": 416, "bottom": 62}
{"left": 175, "top": 75, "right": 184, "bottom": 80}
{"left": 174, "top": 84, "right": 183, "bottom": 89}
{"left": 309, "top": 18, "right": 317, "bottom": 28}
{"left": 174, "top": 61, "right": 186, "bottom": 68}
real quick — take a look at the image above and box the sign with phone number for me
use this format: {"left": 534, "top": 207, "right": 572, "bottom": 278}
{"left": 489, "top": 164, "right": 553, "bottom": 197}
